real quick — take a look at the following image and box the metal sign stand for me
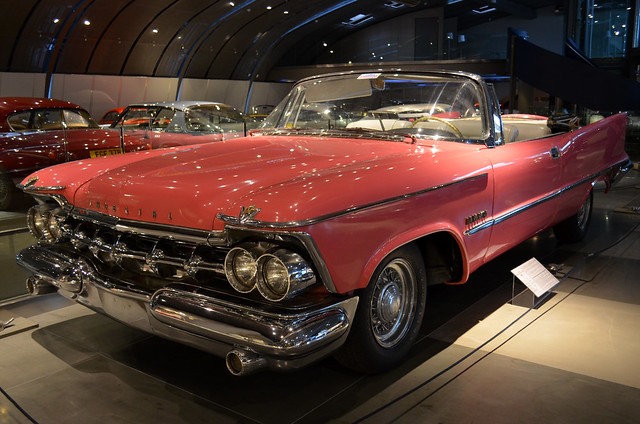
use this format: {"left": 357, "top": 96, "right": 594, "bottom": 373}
{"left": 510, "top": 257, "right": 559, "bottom": 308}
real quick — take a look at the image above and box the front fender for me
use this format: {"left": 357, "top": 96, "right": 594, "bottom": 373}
{"left": 359, "top": 223, "right": 470, "bottom": 289}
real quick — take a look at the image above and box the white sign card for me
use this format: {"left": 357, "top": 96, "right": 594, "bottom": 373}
{"left": 510, "top": 257, "right": 559, "bottom": 298}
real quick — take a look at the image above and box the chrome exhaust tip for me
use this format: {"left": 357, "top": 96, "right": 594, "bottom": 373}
{"left": 26, "top": 276, "right": 57, "bottom": 296}
{"left": 225, "top": 349, "right": 267, "bottom": 376}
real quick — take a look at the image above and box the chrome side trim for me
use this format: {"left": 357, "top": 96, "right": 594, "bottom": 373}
{"left": 218, "top": 173, "right": 490, "bottom": 229}
{"left": 465, "top": 159, "right": 632, "bottom": 236}
{"left": 20, "top": 185, "right": 66, "bottom": 192}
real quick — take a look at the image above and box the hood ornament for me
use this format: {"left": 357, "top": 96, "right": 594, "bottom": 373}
{"left": 239, "top": 205, "right": 261, "bottom": 223}
{"left": 19, "top": 175, "right": 65, "bottom": 193}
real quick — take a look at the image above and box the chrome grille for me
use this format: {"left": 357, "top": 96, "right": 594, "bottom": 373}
{"left": 61, "top": 212, "right": 229, "bottom": 288}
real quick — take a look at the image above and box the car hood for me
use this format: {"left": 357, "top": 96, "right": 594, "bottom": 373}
{"left": 25, "top": 135, "right": 482, "bottom": 230}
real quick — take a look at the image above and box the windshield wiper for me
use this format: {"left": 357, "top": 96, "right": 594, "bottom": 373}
{"left": 258, "top": 127, "right": 415, "bottom": 143}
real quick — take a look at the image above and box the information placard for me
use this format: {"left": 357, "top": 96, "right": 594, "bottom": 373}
{"left": 510, "top": 257, "right": 559, "bottom": 298}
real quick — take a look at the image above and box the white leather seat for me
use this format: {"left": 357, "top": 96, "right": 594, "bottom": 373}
{"left": 346, "top": 119, "right": 411, "bottom": 131}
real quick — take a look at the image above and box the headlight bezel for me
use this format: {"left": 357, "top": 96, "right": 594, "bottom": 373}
{"left": 223, "top": 243, "right": 317, "bottom": 302}
{"left": 224, "top": 246, "right": 259, "bottom": 293}
{"left": 256, "top": 253, "right": 291, "bottom": 301}
{"left": 26, "top": 203, "right": 68, "bottom": 242}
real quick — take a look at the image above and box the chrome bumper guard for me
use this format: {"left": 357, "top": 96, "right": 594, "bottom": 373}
{"left": 17, "top": 244, "right": 358, "bottom": 373}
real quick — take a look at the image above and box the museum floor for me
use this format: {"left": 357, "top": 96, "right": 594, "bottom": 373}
{"left": 1, "top": 168, "right": 639, "bottom": 424}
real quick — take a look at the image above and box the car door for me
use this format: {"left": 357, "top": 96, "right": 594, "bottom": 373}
{"left": 116, "top": 106, "right": 174, "bottom": 150}
{"left": 62, "top": 109, "right": 123, "bottom": 161}
{"left": 484, "top": 134, "right": 564, "bottom": 261}
{"left": 1, "top": 109, "right": 66, "bottom": 177}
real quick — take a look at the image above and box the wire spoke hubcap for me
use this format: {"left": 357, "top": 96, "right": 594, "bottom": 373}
{"left": 577, "top": 194, "right": 591, "bottom": 230}
{"left": 370, "top": 258, "right": 417, "bottom": 348}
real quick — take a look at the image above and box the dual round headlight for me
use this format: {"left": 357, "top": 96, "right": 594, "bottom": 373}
{"left": 224, "top": 245, "right": 316, "bottom": 302}
{"left": 256, "top": 254, "right": 290, "bottom": 301}
{"left": 27, "top": 204, "right": 67, "bottom": 242}
{"left": 225, "top": 247, "right": 259, "bottom": 293}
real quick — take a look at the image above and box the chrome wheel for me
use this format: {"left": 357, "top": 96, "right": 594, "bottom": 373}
{"left": 576, "top": 194, "right": 592, "bottom": 232}
{"left": 335, "top": 244, "right": 426, "bottom": 373}
{"left": 553, "top": 190, "right": 593, "bottom": 243}
{"left": 370, "top": 258, "right": 417, "bottom": 348}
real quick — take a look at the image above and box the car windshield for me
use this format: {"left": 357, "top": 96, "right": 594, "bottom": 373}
{"left": 184, "top": 105, "right": 245, "bottom": 133}
{"left": 261, "top": 72, "right": 488, "bottom": 142}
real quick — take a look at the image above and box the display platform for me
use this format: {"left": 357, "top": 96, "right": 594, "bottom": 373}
{"left": 1, "top": 171, "right": 639, "bottom": 424}
{"left": 0, "top": 201, "right": 36, "bottom": 301}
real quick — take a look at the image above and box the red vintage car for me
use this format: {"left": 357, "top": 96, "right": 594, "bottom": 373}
{"left": 98, "top": 107, "right": 125, "bottom": 126}
{"left": 16, "top": 71, "right": 631, "bottom": 375}
{"left": 0, "top": 98, "right": 149, "bottom": 209}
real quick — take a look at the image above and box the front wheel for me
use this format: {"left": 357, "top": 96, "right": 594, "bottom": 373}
{"left": 335, "top": 244, "right": 427, "bottom": 373}
{"left": 553, "top": 190, "right": 593, "bottom": 243}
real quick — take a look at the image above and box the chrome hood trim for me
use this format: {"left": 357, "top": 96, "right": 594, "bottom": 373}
{"left": 218, "top": 172, "right": 489, "bottom": 229}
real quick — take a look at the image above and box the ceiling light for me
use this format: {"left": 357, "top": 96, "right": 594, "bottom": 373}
{"left": 83, "top": 20, "right": 91, "bottom": 26}
{"left": 342, "top": 14, "right": 373, "bottom": 26}
{"left": 472, "top": 6, "right": 496, "bottom": 14}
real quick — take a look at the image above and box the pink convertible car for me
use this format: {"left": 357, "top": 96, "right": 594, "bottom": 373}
{"left": 17, "top": 70, "right": 631, "bottom": 375}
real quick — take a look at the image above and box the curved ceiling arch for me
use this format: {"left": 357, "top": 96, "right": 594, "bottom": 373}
{"left": 84, "top": 0, "right": 136, "bottom": 74}
{"left": 160, "top": 0, "right": 264, "bottom": 80}
{"left": 230, "top": 0, "right": 362, "bottom": 81}
{"left": 5, "top": 0, "right": 42, "bottom": 72}
{"left": 85, "top": 0, "right": 176, "bottom": 75}
{"left": 152, "top": 1, "right": 227, "bottom": 76}
{"left": 118, "top": 0, "right": 182, "bottom": 75}
{"left": 0, "top": 0, "right": 550, "bottom": 83}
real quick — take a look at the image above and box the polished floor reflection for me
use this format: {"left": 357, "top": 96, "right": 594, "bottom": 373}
{"left": 1, "top": 170, "right": 639, "bottom": 424}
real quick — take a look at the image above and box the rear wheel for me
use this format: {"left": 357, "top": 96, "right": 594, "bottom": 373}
{"left": 553, "top": 190, "right": 593, "bottom": 243}
{"left": 335, "top": 244, "right": 427, "bottom": 373}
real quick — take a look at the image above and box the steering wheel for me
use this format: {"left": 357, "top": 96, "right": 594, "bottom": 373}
{"left": 410, "top": 115, "right": 463, "bottom": 138}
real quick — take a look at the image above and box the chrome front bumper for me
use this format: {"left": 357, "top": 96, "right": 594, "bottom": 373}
{"left": 17, "top": 244, "right": 358, "bottom": 375}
